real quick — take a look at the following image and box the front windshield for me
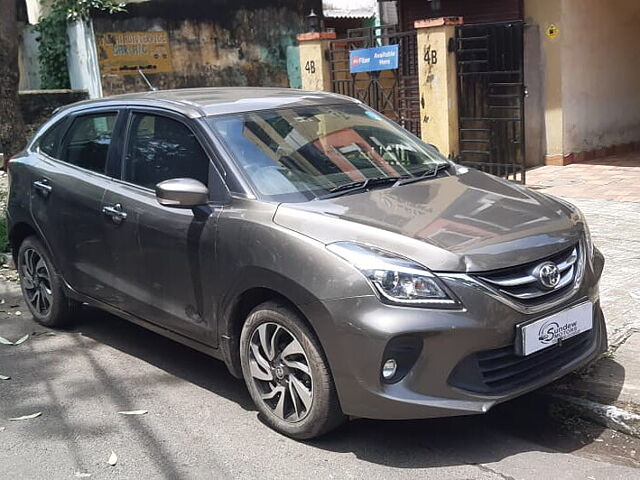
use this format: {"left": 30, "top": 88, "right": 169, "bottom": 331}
{"left": 208, "top": 104, "right": 449, "bottom": 202}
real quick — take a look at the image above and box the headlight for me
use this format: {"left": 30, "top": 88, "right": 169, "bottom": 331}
{"left": 326, "top": 242, "right": 460, "bottom": 308}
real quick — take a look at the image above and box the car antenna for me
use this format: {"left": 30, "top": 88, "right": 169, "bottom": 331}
{"left": 138, "top": 68, "right": 157, "bottom": 91}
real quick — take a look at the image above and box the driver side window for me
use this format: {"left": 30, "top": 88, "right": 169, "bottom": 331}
{"left": 125, "top": 113, "right": 210, "bottom": 189}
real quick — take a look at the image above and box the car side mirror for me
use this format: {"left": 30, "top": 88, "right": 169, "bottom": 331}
{"left": 155, "top": 178, "right": 209, "bottom": 208}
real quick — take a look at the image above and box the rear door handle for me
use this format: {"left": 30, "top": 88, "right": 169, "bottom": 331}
{"left": 33, "top": 179, "right": 52, "bottom": 197}
{"left": 102, "top": 203, "right": 128, "bottom": 224}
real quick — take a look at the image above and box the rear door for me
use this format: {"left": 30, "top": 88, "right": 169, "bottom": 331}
{"left": 100, "top": 110, "right": 220, "bottom": 341}
{"left": 30, "top": 109, "right": 125, "bottom": 301}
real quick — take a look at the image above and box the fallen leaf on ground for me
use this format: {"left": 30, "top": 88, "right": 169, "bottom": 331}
{"left": 32, "top": 331, "right": 57, "bottom": 337}
{"left": 0, "top": 374, "right": 10, "bottom": 380}
{"left": 108, "top": 451, "right": 118, "bottom": 466}
{"left": 0, "top": 336, "right": 13, "bottom": 345}
{"left": 13, "top": 334, "right": 29, "bottom": 346}
{"left": 9, "top": 412, "right": 42, "bottom": 421}
{"left": 117, "top": 410, "right": 148, "bottom": 416}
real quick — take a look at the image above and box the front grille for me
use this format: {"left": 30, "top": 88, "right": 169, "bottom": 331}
{"left": 474, "top": 244, "right": 580, "bottom": 306}
{"left": 448, "top": 329, "right": 595, "bottom": 394}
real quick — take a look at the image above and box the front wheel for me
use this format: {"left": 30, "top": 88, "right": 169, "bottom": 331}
{"left": 240, "top": 302, "right": 345, "bottom": 439}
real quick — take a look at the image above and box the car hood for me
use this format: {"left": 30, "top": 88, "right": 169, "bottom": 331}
{"left": 273, "top": 168, "right": 584, "bottom": 272}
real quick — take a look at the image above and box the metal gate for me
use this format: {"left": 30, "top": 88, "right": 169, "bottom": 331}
{"left": 455, "top": 21, "right": 526, "bottom": 182}
{"left": 328, "top": 25, "right": 421, "bottom": 137}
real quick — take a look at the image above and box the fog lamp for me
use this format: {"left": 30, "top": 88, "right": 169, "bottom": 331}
{"left": 382, "top": 359, "right": 397, "bottom": 380}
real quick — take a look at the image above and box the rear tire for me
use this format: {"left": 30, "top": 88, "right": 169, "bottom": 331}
{"left": 240, "top": 301, "right": 345, "bottom": 439}
{"left": 17, "top": 236, "right": 78, "bottom": 327}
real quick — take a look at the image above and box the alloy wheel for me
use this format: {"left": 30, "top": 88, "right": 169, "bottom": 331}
{"left": 21, "top": 248, "right": 53, "bottom": 316}
{"left": 248, "top": 322, "right": 314, "bottom": 422}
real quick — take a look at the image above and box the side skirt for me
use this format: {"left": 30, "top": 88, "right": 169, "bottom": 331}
{"left": 62, "top": 281, "right": 226, "bottom": 363}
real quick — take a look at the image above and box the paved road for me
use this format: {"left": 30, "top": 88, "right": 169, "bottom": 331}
{"left": 0, "top": 279, "right": 639, "bottom": 480}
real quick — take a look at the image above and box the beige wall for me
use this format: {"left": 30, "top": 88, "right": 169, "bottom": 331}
{"left": 524, "top": 0, "right": 563, "bottom": 159}
{"left": 561, "top": 0, "right": 640, "bottom": 153}
{"left": 298, "top": 38, "right": 332, "bottom": 92}
{"left": 525, "top": 0, "right": 640, "bottom": 162}
{"left": 416, "top": 22, "right": 459, "bottom": 157}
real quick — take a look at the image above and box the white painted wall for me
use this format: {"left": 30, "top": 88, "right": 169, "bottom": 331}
{"left": 562, "top": 0, "right": 640, "bottom": 153}
{"left": 18, "top": 25, "right": 41, "bottom": 90}
{"left": 66, "top": 20, "right": 103, "bottom": 99}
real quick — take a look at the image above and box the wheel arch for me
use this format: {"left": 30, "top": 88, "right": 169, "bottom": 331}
{"left": 218, "top": 268, "right": 333, "bottom": 379}
{"left": 9, "top": 221, "right": 39, "bottom": 263}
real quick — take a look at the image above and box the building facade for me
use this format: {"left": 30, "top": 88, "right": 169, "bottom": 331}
{"left": 300, "top": 0, "right": 640, "bottom": 170}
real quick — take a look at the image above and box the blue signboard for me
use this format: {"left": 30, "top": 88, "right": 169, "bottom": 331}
{"left": 349, "top": 45, "right": 399, "bottom": 73}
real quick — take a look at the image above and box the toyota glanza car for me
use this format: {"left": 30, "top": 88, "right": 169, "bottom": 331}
{"left": 7, "top": 88, "right": 606, "bottom": 439}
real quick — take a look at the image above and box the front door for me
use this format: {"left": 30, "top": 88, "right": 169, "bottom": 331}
{"left": 101, "top": 111, "right": 219, "bottom": 341}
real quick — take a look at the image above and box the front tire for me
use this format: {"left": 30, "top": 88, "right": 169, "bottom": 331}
{"left": 240, "top": 301, "right": 345, "bottom": 439}
{"left": 17, "top": 236, "right": 78, "bottom": 327}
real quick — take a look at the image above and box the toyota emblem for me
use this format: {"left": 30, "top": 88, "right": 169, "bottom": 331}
{"left": 534, "top": 261, "right": 561, "bottom": 289}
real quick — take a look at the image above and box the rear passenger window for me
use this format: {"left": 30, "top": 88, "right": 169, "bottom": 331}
{"left": 124, "top": 113, "right": 209, "bottom": 189}
{"left": 61, "top": 113, "right": 117, "bottom": 174}
{"left": 38, "top": 121, "right": 66, "bottom": 158}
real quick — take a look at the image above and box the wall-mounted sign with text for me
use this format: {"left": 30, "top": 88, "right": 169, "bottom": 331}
{"left": 349, "top": 45, "right": 399, "bottom": 74}
{"left": 97, "top": 31, "right": 173, "bottom": 76}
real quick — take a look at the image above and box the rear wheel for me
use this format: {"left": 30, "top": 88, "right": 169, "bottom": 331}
{"left": 240, "top": 301, "right": 345, "bottom": 439}
{"left": 17, "top": 236, "right": 78, "bottom": 327}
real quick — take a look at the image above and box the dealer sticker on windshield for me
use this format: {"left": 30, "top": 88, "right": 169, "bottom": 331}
{"left": 519, "top": 302, "right": 593, "bottom": 356}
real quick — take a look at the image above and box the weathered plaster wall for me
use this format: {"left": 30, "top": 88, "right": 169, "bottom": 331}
{"left": 18, "top": 24, "right": 41, "bottom": 90}
{"left": 524, "top": 0, "right": 640, "bottom": 163}
{"left": 561, "top": 0, "right": 640, "bottom": 154}
{"left": 19, "top": 89, "right": 89, "bottom": 136}
{"left": 93, "top": 1, "right": 314, "bottom": 96}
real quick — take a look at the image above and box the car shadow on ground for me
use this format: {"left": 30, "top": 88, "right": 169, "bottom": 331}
{"left": 73, "top": 306, "right": 628, "bottom": 469}
{"left": 72, "top": 307, "right": 254, "bottom": 412}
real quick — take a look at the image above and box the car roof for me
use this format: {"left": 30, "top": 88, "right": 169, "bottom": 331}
{"left": 57, "top": 87, "right": 359, "bottom": 118}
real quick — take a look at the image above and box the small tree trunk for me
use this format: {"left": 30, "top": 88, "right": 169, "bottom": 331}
{"left": 0, "top": 0, "right": 27, "bottom": 158}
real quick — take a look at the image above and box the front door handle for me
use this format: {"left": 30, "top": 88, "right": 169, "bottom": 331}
{"left": 102, "top": 203, "right": 128, "bottom": 224}
{"left": 33, "top": 179, "right": 52, "bottom": 197}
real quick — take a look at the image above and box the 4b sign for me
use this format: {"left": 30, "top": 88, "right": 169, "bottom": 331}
{"left": 349, "top": 45, "right": 399, "bottom": 73}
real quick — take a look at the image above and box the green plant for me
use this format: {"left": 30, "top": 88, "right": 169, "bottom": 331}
{"left": 35, "top": 0, "right": 126, "bottom": 89}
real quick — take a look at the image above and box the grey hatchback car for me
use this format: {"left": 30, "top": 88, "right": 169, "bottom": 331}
{"left": 7, "top": 88, "right": 606, "bottom": 439}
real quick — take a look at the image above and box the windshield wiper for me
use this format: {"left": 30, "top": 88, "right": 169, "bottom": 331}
{"left": 395, "top": 163, "right": 452, "bottom": 186}
{"left": 317, "top": 176, "right": 407, "bottom": 199}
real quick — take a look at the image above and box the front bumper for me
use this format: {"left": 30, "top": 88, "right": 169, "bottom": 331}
{"left": 311, "top": 250, "right": 606, "bottom": 420}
